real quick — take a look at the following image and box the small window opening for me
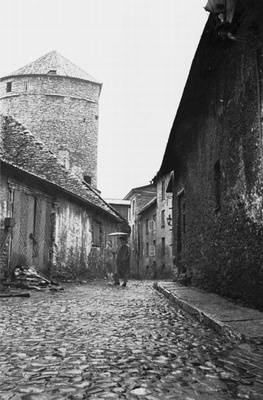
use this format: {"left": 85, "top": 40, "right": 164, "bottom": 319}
{"left": 84, "top": 175, "right": 92, "bottom": 185}
{"left": 24, "top": 82, "right": 28, "bottom": 91}
{"left": 6, "top": 82, "right": 12, "bottom": 92}
{"left": 47, "top": 69, "right": 57, "bottom": 75}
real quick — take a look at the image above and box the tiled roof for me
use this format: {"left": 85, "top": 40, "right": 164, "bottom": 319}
{"left": 0, "top": 116, "right": 120, "bottom": 221}
{"left": 124, "top": 184, "right": 156, "bottom": 200}
{"left": 3, "top": 51, "right": 101, "bottom": 84}
{"left": 138, "top": 197, "right": 157, "bottom": 215}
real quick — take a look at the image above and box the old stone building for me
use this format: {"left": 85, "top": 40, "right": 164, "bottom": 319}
{"left": 0, "top": 116, "right": 126, "bottom": 280}
{"left": 0, "top": 51, "right": 101, "bottom": 187}
{"left": 0, "top": 52, "right": 129, "bottom": 280}
{"left": 137, "top": 197, "right": 157, "bottom": 279}
{"left": 133, "top": 173, "right": 174, "bottom": 280}
{"left": 154, "top": 172, "right": 174, "bottom": 278}
{"left": 156, "top": 0, "right": 263, "bottom": 308}
{"left": 124, "top": 184, "right": 156, "bottom": 278}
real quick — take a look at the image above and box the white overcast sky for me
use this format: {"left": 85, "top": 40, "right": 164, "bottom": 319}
{"left": 0, "top": 0, "right": 208, "bottom": 199}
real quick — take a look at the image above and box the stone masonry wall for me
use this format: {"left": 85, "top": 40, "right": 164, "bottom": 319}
{"left": 0, "top": 75, "right": 100, "bottom": 187}
{"left": 172, "top": 2, "right": 263, "bottom": 308}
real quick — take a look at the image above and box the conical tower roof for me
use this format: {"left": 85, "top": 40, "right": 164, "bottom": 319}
{"left": 3, "top": 51, "right": 101, "bottom": 84}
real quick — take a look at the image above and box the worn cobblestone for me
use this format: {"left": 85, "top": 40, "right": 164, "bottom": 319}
{"left": 0, "top": 281, "right": 263, "bottom": 399}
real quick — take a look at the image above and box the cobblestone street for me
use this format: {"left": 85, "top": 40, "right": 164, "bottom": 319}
{"left": 1, "top": 281, "right": 263, "bottom": 400}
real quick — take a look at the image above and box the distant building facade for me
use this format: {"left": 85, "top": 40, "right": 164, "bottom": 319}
{"left": 137, "top": 198, "right": 157, "bottom": 279}
{"left": 155, "top": 172, "right": 174, "bottom": 278}
{"left": 105, "top": 199, "right": 131, "bottom": 221}
{"left": 124, "top": 184, "right": 156, "bottom": 278}
{"left": 0, "top": 51, "right": 101, "bottom": 187}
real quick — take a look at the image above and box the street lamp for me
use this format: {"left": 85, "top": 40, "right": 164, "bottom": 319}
{"left": 166, "top": 214, "right": 172, "bottom": 226}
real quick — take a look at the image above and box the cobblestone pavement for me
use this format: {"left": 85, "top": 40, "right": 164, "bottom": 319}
{"left": 0, "top": 281, "right": 263, "bottom": 400}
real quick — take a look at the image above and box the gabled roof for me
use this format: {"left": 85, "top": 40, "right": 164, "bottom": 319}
{"left": 105, "top": 199, "right": 131, "bottom": 206}
{"left": 124, "top": 184, "right": 156, "bottom": 200}
{"left": 138, "top": 197, "right": 157, "bottom": 215}
{"left": 1, "top": 51, "right": 101, "bottom": 84}
{"left": 0, "top": 115, "right": 121, "bottom": 221}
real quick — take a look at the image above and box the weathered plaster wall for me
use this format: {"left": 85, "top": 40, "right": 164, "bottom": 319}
{"left": 0, "top": 75, "right": 100, "bottom": 186}
{"left": 156, "top": 175, "right": 173, "bottom": 278}
{"left": 51, "top": 198, "right": 124, "bottom": 280}
{"left": 172, "top": 2, "right": 263, "bottom": 308}
{"left": 139, "top": 205, "right": 156, "bottom": 279}
{"left": 53, "top": 198, "right": 91, "bottom": 279}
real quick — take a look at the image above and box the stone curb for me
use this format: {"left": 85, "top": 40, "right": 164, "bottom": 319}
{"left": 153, "top": 282, "right": 243, "bottom": 343}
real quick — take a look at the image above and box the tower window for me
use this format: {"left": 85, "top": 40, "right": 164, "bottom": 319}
{"left": 84, "top": 175, "right": 92, "bottom": 185}
{"left": 47, "top": 70, "right": 57, "bottom": 75}
{"left": 6, "top": 82, "right": 12, "bottom": 92}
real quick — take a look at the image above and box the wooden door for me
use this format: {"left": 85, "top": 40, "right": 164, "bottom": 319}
{"left": 11, "top": 189, "right": 52, "bottom": 272}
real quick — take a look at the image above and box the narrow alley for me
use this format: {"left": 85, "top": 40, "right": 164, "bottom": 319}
{"left": 0, "top": 281, "right": 263, "bottom": 400}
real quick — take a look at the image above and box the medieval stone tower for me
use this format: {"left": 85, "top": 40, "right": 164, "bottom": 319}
{"left": 0, "top": 51, "right": 102, "bottom": 187}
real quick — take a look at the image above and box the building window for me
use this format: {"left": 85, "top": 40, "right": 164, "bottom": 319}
{"left": 161, "top": 210, "right": 165, "bottom": 227}
{"left": 47, "top": 69, "right": 57, "bottom": 75}
{"left": 132, "top": 199, "right": 136, "bottom": 216}
{"left": 161, "top": 237, "right": 165, "bottom": 257}
{"left": 149, "top": 245, "right": 155, "bottom": 257}
{"left": 148, "top": 220, "right": 155, "bottom": 231}
{"left": 161, "top": 180, "right": 165, "bottom": 200}
{"left": 24, "top": 82, "right": 28, "bottom": 91}
{"left": 146, "top": 219, "right": 149, "bottom": 235}
{"left": 146, "top": 243, "right": 149, "bottom": 257}
{"left": 6, "top": 82, "right": 12, "bottom": 92}
{"left": 214, "top": 160, "right": 221, "bottom": 212}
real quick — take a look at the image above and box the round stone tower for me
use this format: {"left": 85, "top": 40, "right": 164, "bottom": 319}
{"left": 0, "top": 51, "right": 102, "bottom": 187}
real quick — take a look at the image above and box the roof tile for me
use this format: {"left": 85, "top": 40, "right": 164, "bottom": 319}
{"left": 4, "top": 51, "right": 101, "bottom": 84}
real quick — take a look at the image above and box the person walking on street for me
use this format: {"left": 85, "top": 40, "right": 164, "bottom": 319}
{"left": 114, "top": 236, "right": 131, "bottom": 287}
{"left": 105, "top": 240, "right": 114, "bottom": 284}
